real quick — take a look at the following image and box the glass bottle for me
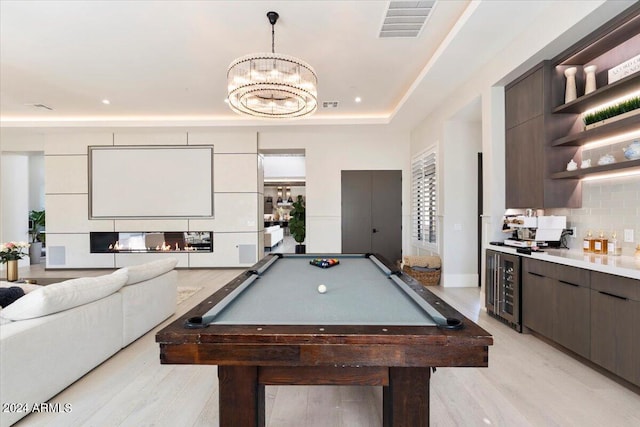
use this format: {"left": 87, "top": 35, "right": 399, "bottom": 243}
{"left": 593, "top": 231, "right": 607, "bottom": 254}
{"left": 583, "top": 231, "right": 593, "bottom": 253}
{"left": 607, "top": 232, "right": 621, "bottom": 256}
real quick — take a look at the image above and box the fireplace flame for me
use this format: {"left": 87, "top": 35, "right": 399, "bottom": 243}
{"left": 107, "top": 239, "right": 199, "bottom": 252}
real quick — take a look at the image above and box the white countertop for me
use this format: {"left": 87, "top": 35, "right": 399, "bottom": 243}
{"left": 487, "top": 245, "right": 640, "bottom": 280}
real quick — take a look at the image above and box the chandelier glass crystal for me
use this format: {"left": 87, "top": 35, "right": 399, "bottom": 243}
{"left": 227, "top": 12, "right": 318, "bottom": 118}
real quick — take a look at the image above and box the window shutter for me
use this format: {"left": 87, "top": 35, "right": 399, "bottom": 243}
{"left": 411, "top": 150, "right": 437, "bottom": 246}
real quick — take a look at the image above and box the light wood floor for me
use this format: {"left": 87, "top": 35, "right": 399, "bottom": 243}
{"left": 10, "top": 263, "right": 640, "bottom": 427}
{"left": 268, "top": 234, "right": 297, "bottom": 254}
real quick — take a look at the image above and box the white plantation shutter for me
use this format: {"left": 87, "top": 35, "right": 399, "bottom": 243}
{"left": 411, "top": 149, "right": 437, "bottom": 246}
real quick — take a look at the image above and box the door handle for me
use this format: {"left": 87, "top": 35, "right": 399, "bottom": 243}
{"left": 372, "top": 228, "right": 378, "bottom": 233}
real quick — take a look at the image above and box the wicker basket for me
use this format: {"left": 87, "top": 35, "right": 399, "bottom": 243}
{"left": 402, "top": 265, "right": 441, "bottom": 286}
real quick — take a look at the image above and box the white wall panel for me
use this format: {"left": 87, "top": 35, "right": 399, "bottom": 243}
{"left": 190, "top": 232, "right": 258, "bottom": 267}
{"left": 45, "top": 133, "right": 113, "bottom": 155}
{"left": 214, "top": 154, "right": 259, "bottom": 192}
{"left": 88, "top": 219, "right": 116, "bottom": 232}
{"left": 115, "top": 252, "right": 189, "bottom": 268}
{"left": 188, "top": 193, "right": 257, "bottom": 232}
{"left": 45, "top": 155, "right": 88, "bottom": 194}
{"left": 113, "top": 132, "right": 187, "bottom": 146}
{"left": 114, "top": 219, "right": 189, "bottom": 232}
{"left": 45, "top": 233, "right": 115, "bottom": 269}
{"left": 45, "top": 194, "right": 90, "bottom": 233}
{"left": 188, "top": 131, "right": 257, "bottom": 153}
{"left": 187, "top": 251, "right": 218, "bottom": 268}
{"left": 188, "top": 219, "right": 216, "bottom": 232}
{"left": 0, "top": 130, "right": 44, "bottom": 151}
{"left": 216, "top": 193, "right": 257, "bottom": 231}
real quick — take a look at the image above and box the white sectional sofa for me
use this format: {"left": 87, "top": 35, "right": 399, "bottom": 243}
{"left": 0, "top": 258, "right": 178, "bottom": 427}
{"left": 264, "top": 225, "right": 284, "bottom": 250}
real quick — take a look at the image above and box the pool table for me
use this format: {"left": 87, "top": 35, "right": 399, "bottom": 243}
{"left": 156, "top": 253, "right": 492, "bottom": 426}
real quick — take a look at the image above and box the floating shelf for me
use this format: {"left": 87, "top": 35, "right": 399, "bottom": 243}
{"left": 551, "top": 158, "right": 640, "bottom": 179}
{"left": 552, "top": 73, "right": 640, "bottom": 114}
{"left": 551, "top": 113, "right": 640, "bottom": 146}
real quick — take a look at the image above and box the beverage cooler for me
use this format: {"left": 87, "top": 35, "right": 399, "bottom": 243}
{"left": 486, "top": 249, "right": 521, "bottom": 331}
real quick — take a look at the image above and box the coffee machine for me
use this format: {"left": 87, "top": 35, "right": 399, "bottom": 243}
{"left": 503, "top": 215, "right": 567, "bottom": 249}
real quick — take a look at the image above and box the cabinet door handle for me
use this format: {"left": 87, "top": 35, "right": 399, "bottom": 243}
{"left": 598, "top": 291, "right": 628, "bottom": 301}
{"left": 527, "top": 272, "right": 544, "bottom": 278}
{"left": 558, "top": 280, "right": 579, "bottom": 287}
{"left": 495, "top": 255, "right": 500, "bottom": 311}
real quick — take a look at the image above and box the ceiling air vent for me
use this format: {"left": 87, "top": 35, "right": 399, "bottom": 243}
{"left": 26, "top": 103, "right": 54, "bottom": 111}
{"left": 322, "top": 101, "right": 339, "bottom": 109}
{"left": 379, "top": 0, "right": 436, "bottom": 38}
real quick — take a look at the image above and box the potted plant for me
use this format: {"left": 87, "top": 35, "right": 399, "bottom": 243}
{"left": 1, "top": 241, "right": 29, "bottom": 281}
{"left": 583, "top": 96, "right": 640, "bottom": 129}
{"left": 28, "top": 210, "right": 45, "bottom": 264}
{"left": 288, "top": 195, "right": 306, "bottom": 254}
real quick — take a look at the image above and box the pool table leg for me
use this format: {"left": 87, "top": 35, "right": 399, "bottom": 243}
{"left": 383, "top": 367, "right": 431, "bottom": 426}
{"left": 218, "top": 365, "right": 263, "bottom": 427}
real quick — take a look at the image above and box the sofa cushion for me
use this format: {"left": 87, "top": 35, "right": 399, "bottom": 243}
{"left": 0, "top": 270, "right": 127, "bottom": 321}
{"left": 120, "top": 258, "right": 178, "bottom": 286}
{"left": 0, "top": 286, "right": 25, "bottom": 308}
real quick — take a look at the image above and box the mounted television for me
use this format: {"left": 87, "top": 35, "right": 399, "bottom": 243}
{"left": 89, "top": 145, "right": 214, "bottom": 219}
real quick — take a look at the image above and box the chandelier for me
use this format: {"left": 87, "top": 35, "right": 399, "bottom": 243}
{"left": 227, "top": 11, "right": 318, "bottom": 118}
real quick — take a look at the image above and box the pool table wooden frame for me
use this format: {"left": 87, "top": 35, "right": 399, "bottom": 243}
{"left": 156, "top": 254, "right": 493, "bottom": 426}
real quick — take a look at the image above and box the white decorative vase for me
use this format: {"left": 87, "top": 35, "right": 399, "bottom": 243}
{"left": 564, "top": 67, "right": 577, "bottom": 103}
{"left": 584, "top": 65, "right": 597, "bottom": 95}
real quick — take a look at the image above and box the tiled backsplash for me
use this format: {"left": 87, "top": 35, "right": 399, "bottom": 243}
{"left": 547, "top": 175, "right": 640, "bottom": 255}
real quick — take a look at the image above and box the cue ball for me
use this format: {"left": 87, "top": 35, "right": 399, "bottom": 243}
{"left": 317, "top": 284, "right": 327, "bottom": 294}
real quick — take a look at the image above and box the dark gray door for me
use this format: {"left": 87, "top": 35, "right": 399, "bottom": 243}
{"left": 341, "top": 170, "right": 402, "bottom": 263}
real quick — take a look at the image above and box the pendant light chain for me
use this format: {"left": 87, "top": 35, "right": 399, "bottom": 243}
{"left": 271, "top": 22, "right": 275, "bottom": 54}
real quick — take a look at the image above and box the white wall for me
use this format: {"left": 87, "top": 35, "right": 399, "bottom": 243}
{"left": 259, "top": 126, "right": 410, "bottom": 254}
{"left": 263, "top": 156, "right": 306, "bottom": 181}
{"left": 0, "top": 154, "right": 30, "bottom": 268}
{"left": 442, "top": 118, "right": 482, "bottom": 287}
{"left": 28, "top": 153, "right": 45, "bottom": 212}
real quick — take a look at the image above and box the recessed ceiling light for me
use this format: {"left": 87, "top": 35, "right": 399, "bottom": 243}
{"left": 355, "top": 97, "right": 362, "bottom": 103}
{"left": 101, "top": 99, "right": 110, "bottom": 105}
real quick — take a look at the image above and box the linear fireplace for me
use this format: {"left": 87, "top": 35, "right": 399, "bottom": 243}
{"left": 90, "top": 232, "right": 212, "bottom": 253}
